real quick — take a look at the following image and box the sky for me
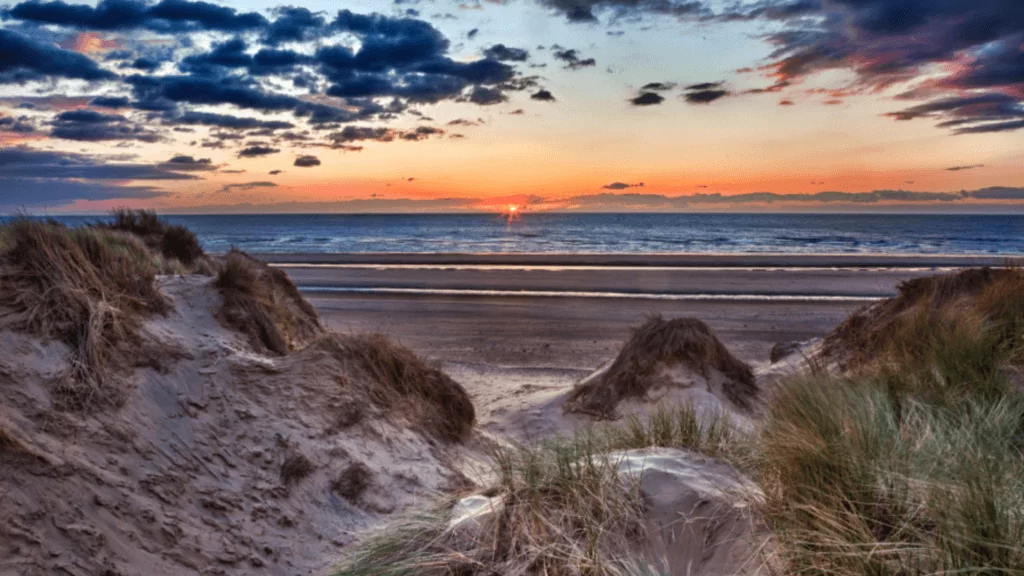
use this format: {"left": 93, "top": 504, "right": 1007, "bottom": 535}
{"left": 0, "top": 0, "right": 1022, "bottom": 213}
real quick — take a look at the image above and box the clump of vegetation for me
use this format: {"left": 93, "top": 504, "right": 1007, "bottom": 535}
{"left": 333, "top": 462, "right": 373, "bottom": 502}
{"left": 214, "top": 249, "right": 323, "bottom": 355}
{"left": 103, "top": 208, "right": 206, "bottom": 267}
{"left": 565, "top": 315, "right": 756, "bottom": 418}
{"left": 334, "top": 403, "right": 737, "bottom": 576}
{"left": 0, "top": 218, "right": 169, "bottom": 408}
{"left": 313, "top": 333, "right": 476, "bottom": 442}
{"left": 759, "top": 266, "right": 1024, "bottom": 575}
{"left": 280, "top": 451, "right": 316, "bottom": 486}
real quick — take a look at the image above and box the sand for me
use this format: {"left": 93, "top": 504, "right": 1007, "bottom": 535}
{"left": 0, "top": 276, "right": 470, "bottom": 576}
{"left": 0, "top": 252, "right": 967, "bottom": 574}
{"left": 273, "top": 253, "right": 940, "bottom": 443}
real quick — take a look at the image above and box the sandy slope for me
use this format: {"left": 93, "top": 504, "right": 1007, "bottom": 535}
{"left": 0, "top": 276, "right": 467, "bottom": 576}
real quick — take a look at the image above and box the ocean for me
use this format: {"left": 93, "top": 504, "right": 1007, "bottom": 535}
{"left": 50, "top": 213, "right": 1024, "bottom": 255}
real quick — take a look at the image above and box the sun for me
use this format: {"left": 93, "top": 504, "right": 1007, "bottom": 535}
{"left": 501, "top": 204, "right": 522, "bottom": 223}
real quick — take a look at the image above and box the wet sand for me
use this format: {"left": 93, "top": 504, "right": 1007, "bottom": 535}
{"left": 266, "top": 253, "right": 964, "bottom": 368}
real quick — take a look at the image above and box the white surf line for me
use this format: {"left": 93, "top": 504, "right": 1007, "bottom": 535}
{"left": 297, "top": 285, "right": 882, "bottom": 302}
{"left": 274, "top": 263, "right": 959, "bottom": 273}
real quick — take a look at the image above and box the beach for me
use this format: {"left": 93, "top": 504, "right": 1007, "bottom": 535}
{"left": 270, "top": 253, "right": 977, "bottom": 368}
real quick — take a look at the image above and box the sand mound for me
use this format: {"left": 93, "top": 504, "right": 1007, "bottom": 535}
{"left": 0, "top": 275, "right": 475, "bottom": 576}
{"left": 565, "top": 316, "right": 757, "bottom": 418}
{"left": 214, "top": 249, "right": 324, "bottom": 355}
{"left": 822, "top": 266, "right": 1024, "bottom": 370}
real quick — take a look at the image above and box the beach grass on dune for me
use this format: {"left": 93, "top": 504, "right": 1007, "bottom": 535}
{"left": 758, "top": 267, "right": 1024, "bottom": 575}
{"left": 333, "top": 403, "right": 738, "bottom": 576}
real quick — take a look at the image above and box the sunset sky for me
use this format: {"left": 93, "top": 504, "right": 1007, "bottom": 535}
{"left": 0, "top": 0, "right": 1022, "bottom": 213}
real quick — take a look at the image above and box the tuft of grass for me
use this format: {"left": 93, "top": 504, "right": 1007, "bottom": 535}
{"left": 334, "top": 402, "right": 736, "bottom": 576}
{"left": 333, "top": 462, "right": 373, "bottom": 502}
{"left": 0, "top": 218, "right": 168, "bottom": 408}
{"left": 313, "top": 333, "right": 476, "bottom": 442}
{"left": 214, "top": 249, "right": 323, "bottom": 355}
{"left": 105, "top": 208, "right": 205, "bottom": 267}
{"left": 756, "top": 370, "right": 1024, "bottom": 574}
{"left": 280, "top": 451, "right": 316, "bottom": 485}
{"left": 565, "top": 315, "right": 756, "bottom": 418}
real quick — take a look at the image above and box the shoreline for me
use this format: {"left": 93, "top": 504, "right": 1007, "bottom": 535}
{"left": 255, "top": 251, "right": 1014, "bottom": 268}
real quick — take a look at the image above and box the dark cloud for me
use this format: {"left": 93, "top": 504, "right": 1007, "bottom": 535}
{"left": 326, "top": 124, "right": 444, "bottom": 144}
{"left": 159, "top": 155, "right": 215, "bottom": 171}
{"left": 779, "top": 99, "right": 794, "bottom": 106}
{"left": 269, "top": 169, "right": 282, "bottom": 175}
{"left": 167, "top": 111, "right": 295, "bottom": 131}
{"left": 538, "top": 0, "right": 708, "bottom": 23}
{"left": 946, "top": 164, "right": 985, "bottom": 172}
{"left": 467, "top": 85, "right": 506, "bottom": 105}
{"left": 553, "top": 48, "right": 596, "bottom": 70}
{"left": 0, "top": 115, "right": 36, "bottom": 133}
{"left": 129, "top": 57, "right": 161, "bottom": 71}
{"left": 602, "top": 181, "right": 644, "bottom": 190}
{"left": 6, "top": 0, "right": 268, "bottom": 33}
{"left": 400, "top": 126, "right": 444, "bottom": 141}
{"left": 483, "top": 44, "right": 529, "bottom": 62}
{"left": 641, "top": 82, "right": 676, "bottom": 91}
{"left": 90, "top": 96, "right": 131, "bottom": 108}
{"left": 318, "top": 10, "right": 517, "bottom": 105}
{"left": 328, "top": 125, "right": 395, "bottom": 143}
{"left": 262, "top": 6, "right": 328, "bottom": 46}
{"left": 684, "top": 81, "right": 723, "bottom": 91}
{"left": 467, "top": 27, "right": 478, "bottom": 38}
{"left": 237, "top": 145, "right": 280, "bottom": 157}
{"left": 50, "top": 109, "right": 163, "bottom": 142}
{"left": 531, "top": 89, "right": 556, "bottom": 101}
{"left": 293, "top": 154, "right": 321, "bottom": 167}
{"left": 127, "top": 74, "right": 359, "bottom": 124}
{"left": 0, "top": 147, "right": 193, "bottom": 206}
{"left": 447, "top": 118, "right": 483, "bottom": 126}
{"left": 746, "top": 0, "right": 1024, "bottom": 133}
{"left": 684, "top": 89, "right": 728, "bottom": 104}
{"left": 681, "top": 81, "right": 729, "bottom": 104}
{"left": 630, "top": 92, "right": 663, "bottom": 106}
{"left": 0, "top": 29, "right": 117, "bottom": 83}
{"left": 217, "top": 181, "right": 277, "bottom": 193}
{"left": 885, "top": 94, "right": 1024, "bottom": 134}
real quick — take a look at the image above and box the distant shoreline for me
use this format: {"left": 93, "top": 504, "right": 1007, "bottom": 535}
{"left": 255, "top": 252, "right": 1015, "bottom": 269}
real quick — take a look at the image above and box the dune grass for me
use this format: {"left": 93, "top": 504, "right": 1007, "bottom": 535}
{"left": 214, "top": 248, "right": 323, "bottom": 355}
{"left": 333, "top": 403, "right": 737, "bottom": 576}
{"left": 758, "top": 266, "right": 1024, "bottom": 575}
{"left": 565, "top": 315, "right": 756, "bottom": 418}
{"left": 317, "top": 332, "right": 477, "bottom": 442}
{"left": 103, "top": 208, "right": 206, "bottom": 267}
{"left": 0, "top": 218, "right": 169, "bottom": 407}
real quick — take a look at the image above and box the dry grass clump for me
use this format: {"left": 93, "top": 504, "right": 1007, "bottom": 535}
{"left": 0, "top": 218, "right": 168, "bottom": 408}
{"left": 565, "top": 315, "right": 756, "bottom": 418}
{"left": 334, "top": 403, "right": 736, "bottom": 576}
{"left": 280, "top": 451, "right": 316, "bottom": 485}
{"left": 824, "top": 267, "right": 1024, "bottom": 369}
{"left": 313, "top": 333, "right": 476, "bottom": 442}
{"left": 214, "top": 249, "right": 323, "bottom": 355}
{"left": 333, "top": 462, "right": 373, "bottom": 502}
{"left": 103, "top": 208, "right": 206, "bottom": 267}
